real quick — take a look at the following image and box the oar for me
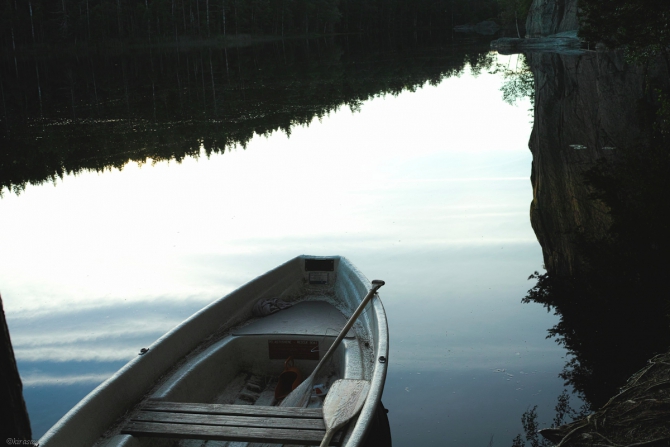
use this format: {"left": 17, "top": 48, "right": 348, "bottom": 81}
{"left": 279, "top": 279, "right": 385, "bottom": 408}
{"left": 319, "top": 379, "right": 371, "bottom": 447}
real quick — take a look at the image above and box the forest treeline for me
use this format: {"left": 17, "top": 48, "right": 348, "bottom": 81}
{"left": 0, "top": 0, "right": 526, "bottom": 47}
{"left": 0, "top": 36, "right": 495, "bottom": 194}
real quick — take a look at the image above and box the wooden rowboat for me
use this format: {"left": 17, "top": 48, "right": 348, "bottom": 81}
{"left": 40, "top": 255, "right": 389, "bottom": 447}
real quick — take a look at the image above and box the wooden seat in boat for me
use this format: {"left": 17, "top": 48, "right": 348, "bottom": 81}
{"left": 121, "top": 400, "right": 343, "bottom": 445}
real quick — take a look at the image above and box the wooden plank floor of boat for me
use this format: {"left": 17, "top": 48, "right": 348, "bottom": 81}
{"left": 121, "top": 401, "right": 343, "bottom": 445}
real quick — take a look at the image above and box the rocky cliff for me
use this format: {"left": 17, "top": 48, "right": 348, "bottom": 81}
{"left": 525, "top": 0, "right": 579, "bottom": 37}
{"left": 521, "top": 0, "right": 670, "bottom": 441}
{"left": 526, "top": 50, "right": 670, "bottom": 444}
{"left": 527, "top": 51, "right": 668, "bottom": 277}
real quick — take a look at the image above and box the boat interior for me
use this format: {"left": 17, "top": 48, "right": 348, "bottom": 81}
{"left": 39, "top": 256, "right": 387, "bottom": 447}
{"left": 150, "top": 300, "right": 369, "bottom": 409}
{"left": 97, "top": 257, "right": 378, "bottom": 447}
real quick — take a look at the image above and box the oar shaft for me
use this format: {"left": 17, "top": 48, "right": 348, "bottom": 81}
{"left": 311, "top": 280, "right": 385, "bottom": 378}
{"left": 319, "top": 429, "right": 335, "bottom": 447}
{"left": 277, "top": 281, "right": 385, "bottom": 410}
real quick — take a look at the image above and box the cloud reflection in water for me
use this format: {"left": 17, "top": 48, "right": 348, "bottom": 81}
{"left": 0, "top": 60, "right": 568, "bottom": 443}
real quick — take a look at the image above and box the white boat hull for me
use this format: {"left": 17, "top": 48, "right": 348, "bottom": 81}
{"left": 40, "top": 255, "right": 389, "bottom": 447}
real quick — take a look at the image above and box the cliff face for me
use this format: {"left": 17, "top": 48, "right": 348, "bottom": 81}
{"left": 521, "top": 0, "right": 670, "bottom": 431}
{"left": 525, "top": 50, "right": 670, "bottom": 438}
{"left": 527, "top": 51, "right": 665, "bottom": 277}
{"left": 525, "top": 0, "right": 579, "bottom": 37}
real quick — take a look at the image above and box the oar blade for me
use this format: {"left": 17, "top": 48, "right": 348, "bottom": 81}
{"left": 278, "top": 374, "right": 314, "bottom": 408}
{"left": 323, "top": 379, "right": 371, "bottom": 433}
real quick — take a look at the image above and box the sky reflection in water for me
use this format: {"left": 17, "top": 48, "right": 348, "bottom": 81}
{"left": 1, "top": 57, "right": 570, "bottom": 443}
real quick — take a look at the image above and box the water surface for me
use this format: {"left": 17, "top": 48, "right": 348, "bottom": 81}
{"left": 0, "top": 37, "right": 573, "bottom": 445}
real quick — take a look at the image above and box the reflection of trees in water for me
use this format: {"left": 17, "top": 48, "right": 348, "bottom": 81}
{"left": 491, "top": 53, "right": 534, "bottom": 107}
{"left": 464, "top": 51, "right": 496, "bottom": 77}
{"left": 0, "top": 35, "right": 493, "bottom": 195}
{"left": 512, "top": 72, "right": 670, "bottom": 445}
{"left": 511, "top": 390, "right": 588, "bottom": 447}
{"left": 524, "top": 94, "right": 670, "bottom": 409}
{"left": 0, "top": 0, "right": 502, "bottom": 45}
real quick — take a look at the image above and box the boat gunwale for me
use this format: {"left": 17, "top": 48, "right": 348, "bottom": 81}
{"left": 336, "top": 257, "right": 389, "bottom": 447}
{"left": 39, "top": 255, "right": 389, "bottom": 447}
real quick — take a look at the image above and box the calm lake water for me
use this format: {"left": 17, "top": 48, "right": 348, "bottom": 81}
{"left": 1, "top": 36, "right": 578, "bottom": 445}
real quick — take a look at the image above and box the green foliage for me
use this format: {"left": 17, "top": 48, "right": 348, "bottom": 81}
{"left": 553, "top": 389, "right": 589, "bottom": 427}
{"left": 511, "top": 434, "right": 524, "bottom": 447}
{"left": 465, "top": 51, "right": 496, "bottom": 77}
{"left": 497, "top": 0, "right": 532, "bottom": 33}
{"left": 579, "top": 0, "right": 670, "bottom": 60}
{"left": 490, "top": 54, "right": 534, "bottom": 107}
{"left": 520, "top": 406, "right": 549, "bottom": 447}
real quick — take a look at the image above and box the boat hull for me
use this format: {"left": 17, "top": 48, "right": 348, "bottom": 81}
{"left": 40, "top": 255, "right": 389, "bottom": 447}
